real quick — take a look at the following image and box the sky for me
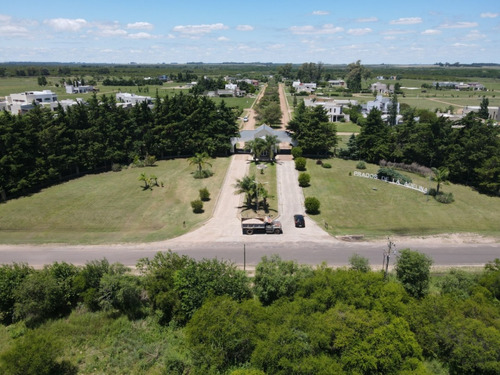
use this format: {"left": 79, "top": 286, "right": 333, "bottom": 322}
{"left": 0, "top": 0, "right": 498, "bottom": 64}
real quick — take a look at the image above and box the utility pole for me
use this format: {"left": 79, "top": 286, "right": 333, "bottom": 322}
{"left": 243, "top": 244, "right": 246, "bottom": 271}
{"left": 383, "top": 237, "right": 396, "bottom": 280}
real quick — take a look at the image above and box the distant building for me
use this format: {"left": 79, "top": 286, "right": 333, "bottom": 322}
{"left": 4, "top": 90, "right": 58, "bottom": 115}
{"left": 65, "top": 84, "right": 95, "bottom": 94}
{"left": 292, "top": 81, "right": 317, "bottom": 94}
{"left": 463, "top": 106, "right": 500, "bottom": 121}
{"left": 328, "top": 79, "right": 346, "bottom": 88}
{"left": 365, "top": 95, "right": 399, "bottom": 114}
{"left": 116, "top": 93, "right": 153, "bottom": 106}
{"left": 304, "top": 98, "right": 352, "bottom": 122}
{"left": 370, "top": 82, "right": 394, "bottom": 95}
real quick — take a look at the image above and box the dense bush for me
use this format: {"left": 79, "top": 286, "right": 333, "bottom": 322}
{"left": 322, "top": 163, "right": 332, "bottom": 168}
{"left": 191, "top": 199, "right": 204, "bottom": 213}
{"left": 298, "top": 172, "right": 311, "bottom": 187}
{"left": 434, "top": 192, "right": 454, "bottom": 204}
{"left": 294, "top": 157, "right": 307, "bottom": 171}
{"left": 291, "top": 146, "right": 303, "bottom": 159}
{"left": 356, "top": 161, "right": 366, "bottom": 169}
{"left": 199, "top": 187, "right": 210, "bottom": 201}
{"left": 304, "top": 196, "right": 320, "bottom": 214}
{"left": 377, "top": 167, "right": 412, "bottom": 184}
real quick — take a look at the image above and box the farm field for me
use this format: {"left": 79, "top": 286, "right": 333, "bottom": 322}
{"left": 303, "top": 158, "right": 500, "bottom": 238}
{"left": 0, "top": 158, "right": 230, "bottom": 245}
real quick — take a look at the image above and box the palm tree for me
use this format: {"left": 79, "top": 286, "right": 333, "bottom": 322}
{"left": 188, "top": 152, "right": 212, "bottom": 177}
{"left": 263, "top": 135, "right": 279, "bottom": 161}
{"left": 245, "top": 138, "right": 266, "bottom": 161}
{"left": 431, "top": 167, "right": 450, "bottom": 195}
{"left": 234, "top": 175, "right": 257, "bottom": 208}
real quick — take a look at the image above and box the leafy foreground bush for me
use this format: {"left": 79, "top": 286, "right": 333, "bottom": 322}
{"left": 294, "top": 157, "right": 307, "bottom": 171}
{"left": 434, "top": 192, "right": 454, "bottom": 204}
{"left": 298, "top": 172, "right": 311, "bottom": 187}
{"left": 191, "top": 199, "right": 204, "bottom": 213}
{"left": 305, "top": 196, "right": 320, "bottom": 214}
{"left": 322, "top": 162, "right": 332, "bottom": 168}
{"left": 199, "top": 187, "right": 210, "bottom": 201}
{"left": 356, "top": 161, "right": 366, "bottom": 169}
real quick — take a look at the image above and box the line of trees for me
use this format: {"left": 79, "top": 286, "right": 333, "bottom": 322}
{"left": 341, "top": 108, "right": 500, "bottom": 196}
{"left": 254, "top": 81, "right": 282, "bottom": 126}
{"left": 0, "top": 92, "right": 239, "bottom": 200}
{"left": 1, "top": 252, "right": 500, "bottom": 374}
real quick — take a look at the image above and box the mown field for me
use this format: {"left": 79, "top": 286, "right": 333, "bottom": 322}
{"left": 303, "top": 158, "right": 500, "bottom": 238}
{"left": 0, "top": 158, "right": 230, "bottom": 244}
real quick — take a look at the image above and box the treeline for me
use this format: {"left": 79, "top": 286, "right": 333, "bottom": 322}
{"left": 102, "top": 77, "right": 164, "bottom": 86}
{"left": 254, "top": 81, "right": 282, "bottom": 126}
{"left": 0, "top": 93, "right": 238, "bottom": 200}
{"left": 1, "top": 252, "right": 500, "bottom": 374}
{"left": 341, "top": 108, "right": 500, "bottom": 196}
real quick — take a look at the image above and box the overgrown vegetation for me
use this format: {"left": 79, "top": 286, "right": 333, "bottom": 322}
{"left": 1, "top": 253, "right": 500, "bottom": 374}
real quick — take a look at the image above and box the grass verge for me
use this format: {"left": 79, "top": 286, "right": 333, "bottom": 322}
{"left": 0, "top": 158, "right": 230, "bottom": 244}
{"left": 304, "top": 158, "right": 500, "bottom": 238}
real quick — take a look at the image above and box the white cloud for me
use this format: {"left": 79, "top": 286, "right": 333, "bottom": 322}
{"left": 381, "top": 29, "right": 413, "bottom": 36}
{"left": 44, "top": 18, "right": 88, "bottom": 32}
{"left": 128, "top": 32, "right": 154, "bottom": 39}
{"left": 357, "top": 17, "right": 378, "bottom": 23}
{"left": 0, "top": 24, "right": 29, "bottom": 36}
{"left": 312, "top": 10, "right": 329, "bottom": 16}
{"left": 236, "top": 25, "right": 254, "bottom": 31}
{"left": 465, "top": 30, "right": 486, "bottom": 40}
{"left": 421, "top": 29, "right": 441, "bottom": 35}
{"left": 390, "top": 17, "right": 422, "bottom": 25}
{"left": 289, "top": 24, "right": 344, "bottom": 35}
{"left": 480, "top": 12, "right": 498, "bottom": 18}
{"left": 440, "top": 21, "right": 478, "bottom": 29}
{"left": 0, "top": 14, "right": 12, "bottom": 23}
{"left": 348, "top": 28, "right": 372, "bottom": 36}
{"left": 218, "top": 36, "right": 230, "bottom": 41}
{"left": 127, "top": 22, "right": 153, "bottom": 30}
{"left": 268, "top": 44, "right": 285, "bottom": 49}
{"left": 95, "top": 28, "right": 127, "bottom": 37}
{"left": 172, "top": 23, "right": 228, "bottom": 35}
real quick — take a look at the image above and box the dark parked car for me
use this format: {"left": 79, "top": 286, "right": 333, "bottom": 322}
{"left": 294, "top": 214, "right": 305, "bottom": 228}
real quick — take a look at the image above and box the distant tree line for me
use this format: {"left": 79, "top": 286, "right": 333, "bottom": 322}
{"left": 102, "top": 77, "right": 164, "bottom": 86}
{"left": 1, "top": 252, "right": 500, "bottom": 374}
{"left": 341, "top": 108, "right": 500, "bottom": 196}
{"left": 0, "top": 93, "right": 238, "bottom": 200}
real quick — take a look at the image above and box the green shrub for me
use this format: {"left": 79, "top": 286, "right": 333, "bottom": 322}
{"left": 298, "top": 173, "right": 310, "bottom": 187}
{"left": 435, "top": 192, "right": 454, "bottom": 204}
{"left": 377, "top": 167, "right": 412, "bottom": 184}
{"left": 191, "top": 199, "right": 204, "bottom": 213}
{"left": 111, "top": 163, "right": 122, "bottom": 172}
{"left": 304, "top": 197, "right": 320, "bottom": 214}
{"left": 291, "top": 147, "right": 303, "bottom": 159}
{"left": 316, "top": 159, "right": 323, "bottom": 165}
{"left": 427, "top": 188, "right": 437, "bottom": 197}
{"left": 295, "top": 157, "right": 307, "bottom": 171}
{"left": 356, "top": 161, "right": 366, "bottom": 169}
{"left": 144, "top": 154, "right": 157, "bottom": 167}
{"left": 199, "top": 187, "right": 210, "bottom": 201}
{"left": 194, "top": 169, "right": 214, "bottom": 179}
{"left": 322, "top": 163, "right": 332, "bottom": 169}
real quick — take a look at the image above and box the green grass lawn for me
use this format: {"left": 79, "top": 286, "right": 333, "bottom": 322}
{"left": 0, "top": 158, "right": 230, "bottom": 244}
{"left": 336, "top": 122, "right": 360, "bottom": 133}
{"left": 303, "top": 158, "right": 500, "bottom": 238}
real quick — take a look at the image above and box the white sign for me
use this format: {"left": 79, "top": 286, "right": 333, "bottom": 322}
{"left": 353, "top": 171, "right": 428, "bottom": 194}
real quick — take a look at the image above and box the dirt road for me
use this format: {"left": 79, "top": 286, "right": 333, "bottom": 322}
{"left": 278, "top": 83, "right": 291, "bottom": 129}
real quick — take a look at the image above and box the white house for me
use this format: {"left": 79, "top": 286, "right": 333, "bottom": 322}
{"left": 328, "top": 79, "right": 346, "bottom": 88}
{"left": 366, "top": 95, "right": 399, "bottom": 114}
{"left": 116, "top": 93, "right": 152, "bottom": 106}
{"left": 65, "top": 84, "right": 95, "bottom": 94}
{"left": 292, "top": 81, "right": 317, "bottom": 94}
{"left": 463, "top": 106, "right": 500, "bottom": 122}
{"left": 5, "top": 90, "right": 58, "bottom": 115}
{"left": 371, "top": 82, "right": 394, "bottom": 95}
{"left": 304, "top": 98, "right": 349, "bottom": 122}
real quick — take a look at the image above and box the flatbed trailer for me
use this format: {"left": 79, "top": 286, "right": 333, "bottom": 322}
{"left": 241, "top": 217, "right": 282, "bottom": 235}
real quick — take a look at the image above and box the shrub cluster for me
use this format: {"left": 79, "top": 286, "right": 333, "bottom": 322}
{"left": 322, "top": 163, "right": 332, "bottom": 168}
{"left": 379, "top": 160, "right": 433, "bottom": 177}
{"left": 377, "top": 167, "right": 412, "bottom": 184}
{"left": 356, "top": 161, "right": 366, "bottom": 169}
{"left": 298, "top": 173, "right": 310, "bottom": 187}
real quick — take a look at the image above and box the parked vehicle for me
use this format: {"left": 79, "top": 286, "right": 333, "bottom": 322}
{"left": 242, "top": 217, "right": 282, "bottom": 235}
{"left": 294, "top": 214, "right": 305, "bottom": 228}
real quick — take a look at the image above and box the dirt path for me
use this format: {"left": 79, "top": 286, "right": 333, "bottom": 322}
{"left": 278, "top": 83, "right": 291, "bottom": 129}
{"left": 241, "top": 84, "right": 267, "bottom": 131}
